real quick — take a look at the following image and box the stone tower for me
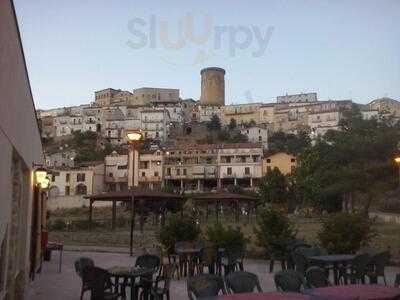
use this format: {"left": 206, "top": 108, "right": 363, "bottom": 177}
{"left": 200, "top": 67, "right": 225, "bottom": 106}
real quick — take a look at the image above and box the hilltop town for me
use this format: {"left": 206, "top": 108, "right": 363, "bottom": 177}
{"left": 36, "top": 67, "right": 400, "bottom": 203}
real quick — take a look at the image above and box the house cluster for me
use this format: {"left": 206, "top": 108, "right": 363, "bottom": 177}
{"left": 39, "top": 67, "right": 400, "bottom": 199}
{"left": 47, "top": 145, "right": 297, "bottom": 197}
{"left": 37, "top": 68, "right": 397, "bottom": 149}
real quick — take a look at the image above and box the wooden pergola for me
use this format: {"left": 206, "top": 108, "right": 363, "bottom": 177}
{"left": 84, "top": 188, "right": 184, "bottom": 256}
{"left": 191, "top": 192, "right": 259, "bottom": 222}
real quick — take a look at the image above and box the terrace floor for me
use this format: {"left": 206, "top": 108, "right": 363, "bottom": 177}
{"left": 26, "top": 250, "right": 400, "bottom": 300}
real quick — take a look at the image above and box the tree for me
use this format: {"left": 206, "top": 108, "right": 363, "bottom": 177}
{"left": 228, "top": 118, "right": 237, "bottom": 130}
{"left": 207, "top": 114, "right": 221, "bottom": 131}
{"left": 269, "top": 131, "right": 311, "bottom": 155}
{"left": 295, "top": 105, "right": 400, "bottom": 213}
{"left": 259, "top": 167, "right": 287, "bottom": 205}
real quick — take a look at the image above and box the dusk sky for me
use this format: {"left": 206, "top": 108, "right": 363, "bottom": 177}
{"left": 14, "top": 0, "right": 400, "bottom": 109}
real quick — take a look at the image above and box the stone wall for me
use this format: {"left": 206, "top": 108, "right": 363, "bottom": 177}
{"left": 47, "top": 196, "right": 112, "bottom": 211}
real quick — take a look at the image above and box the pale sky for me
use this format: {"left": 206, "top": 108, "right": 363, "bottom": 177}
{"left": 14, "top": 0, "right": 400, "bottom": 109}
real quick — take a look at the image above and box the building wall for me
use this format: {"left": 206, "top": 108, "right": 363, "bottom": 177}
{"left": 221, "top": 103, "right": 261, "bottom": 125}
{"left": 49, "top": 169, "right": 95, "bottom": 197}
{"left": 0, "top": 0, "right": 44, "bottom": 298}
{"left": 277, "top": 92, "right": 317, "bottom": 104}
{"left": 240, "top": 126, "right": 268, "bottom": 148}
{"left": 263, "top": 152, "right": 296, "bottom": 175}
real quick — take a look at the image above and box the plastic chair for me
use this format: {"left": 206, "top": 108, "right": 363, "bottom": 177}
{"left": 187, "top": 274, "right": 226, "bottom": 300}
{"left": 225, "top": 271, "right": 262, "bottom": 294}
{"left": 133, "top": 254, "right": 161, "bottom": 300}
{"left": 367, "top": 251, "right": 390, "bottom": 285}
{"left": 140, "top": 264, "right": 176, "bottom": 300}
{"left": 82, "top": 266, "right": 118, "bottom": 300}
{"left": 339, "top": 253, "right": 370, "bottom": 284}
{"left": 74, "top": 257, "right": 95, "bottom": 300}
{"left": 221, "top": 244, "right": 245, "bottom": 275}
{"left": 274, "top": 270, "right": 306, "bottom": 293}
{"left": 305, "top": 266, "right": 330, "bottom": 288}
{"left": 292, "top": 251, "right": 309, "bottom": 275}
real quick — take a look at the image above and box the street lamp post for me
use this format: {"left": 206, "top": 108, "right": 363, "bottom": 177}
{"left": 125, "top": 129, "right": 144, "bottom": 188}
{"left": 394, "top": 156, "right": 400, "bottom": 187}
{"left": 124, "top": 129, "right": 143, "bottom": 253}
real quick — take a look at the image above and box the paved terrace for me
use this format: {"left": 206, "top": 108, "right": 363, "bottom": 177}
{"left": 27, "top": 250, "right": 400, "bottom": 300}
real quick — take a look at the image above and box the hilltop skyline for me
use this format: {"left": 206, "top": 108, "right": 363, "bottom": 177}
{"left": 14, "top": 0, "right": 400, "bottom": 109}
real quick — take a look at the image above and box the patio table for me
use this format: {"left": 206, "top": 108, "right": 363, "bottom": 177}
{"left": 107, "top": 266, "right": 154, "bottom": 300}
{"left": 47, "top": 242, "right": 63, "bottom": 273}
{"left": 310, "top": 284, "right": 400, "bottom": 300}
{"left": 309, "top": 254, "right": 355, "bottom": 285}
{"left": 214, "top": 292, "right": 310, "bottom": 300}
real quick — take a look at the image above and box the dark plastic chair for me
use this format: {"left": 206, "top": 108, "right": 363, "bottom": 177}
{"left": 367, "top": 251, "right": 390, "bottom": 285}
{"left": 225, "top": 271, "right": 262, "bottom": 294}
{"left": 133, "top": 254, "right": 161, "bottom": 300}
{"left": 339, "top": 253, "right": 370, "bottom": 284}
{"left": 187, "top": 274, "right": 226, "bottom": 300}
{"left": 140, "top": 264, "right": 176, "bottom": 300}
{"left": 82, "top": 266, "right": 118, "bottom": 300}
{"left": 286, "top": 240, "right": 311, "bottom": 270}
{"left": 305, "top": 266, "right": 330, "bottom": 288}
{"left": 292, "top": 251, "right": 309, "bottom": 275}
{"left": 274, "top": 270, "right": 306, "bottom": 293}
{"left": 74, "top": 257, "right": 95, "bottom": 300}
{"left": 221, "top": 244, "right": 245, "bottom": 275}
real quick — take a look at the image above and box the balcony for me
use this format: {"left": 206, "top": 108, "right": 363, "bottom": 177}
{"left": 139, "top": 176, "right": 161, "bottom": 182}
{"left": 105, "top": 176, "right": 128, "bottom": 183}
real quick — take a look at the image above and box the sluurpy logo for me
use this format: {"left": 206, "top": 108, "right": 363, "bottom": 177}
{"left": 127, "top": 12, "right": 274, "bottom": 66}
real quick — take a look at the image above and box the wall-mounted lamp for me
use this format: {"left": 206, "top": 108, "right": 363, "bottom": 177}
{"left": 34, "top": 166, "right": 50, "bottom": 189}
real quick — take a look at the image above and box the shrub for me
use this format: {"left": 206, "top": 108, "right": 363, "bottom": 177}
{"left": 254, "top": 208, "right": 297, "bottom": 257}
{"left": 317, "top": 212, "right": 377, "bottom": 254}
{"left": 157, "top": 215, "right": 200, "bottom": 253}
{"left": 48, "top": 218, "right": 67, "bottom": 231}
{"left": 205, "top": 222, "right": 248, "bottom": 249}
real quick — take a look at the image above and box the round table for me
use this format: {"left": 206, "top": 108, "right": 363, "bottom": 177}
{"left": 310, "top": 284, "right": 400, "bottom": 300}
{"left": 216, "top": 292, "right": 310, "bottom": 300}
{"left": 108, "top": 266, "right": 154, "bottom": 300}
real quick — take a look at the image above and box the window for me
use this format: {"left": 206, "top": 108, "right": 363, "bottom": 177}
{"left": 176, "top": 169, "right": 181, "bottom": 175}
{"left": 291, "top": 158, "right": 296, "bottom": 162}
{"left": 266, "top": 159, "right": 271, "bottom": 163}
{"left": 66, "top": 173, "right": 70, "bottom": 182}
{"left": 259, "top": 136, "right": 262, "bottom": 142}
{"left": 77, "top": 173, "right": 85, "bottom": 182}
{"left": 109, "top": 172, "right": 113, "bottom": 177}
{"left": 142, "top": 172, "right": 146, "bottom": 177}
{"left": 183, "top": 169, "right": 187, "bottom": 176}
{"left": 52, "top": 174, "right": 56, "bottom": 182}
{"left": 291, "top": 165, "right": 296, "bottom": 173}
{"left": 65, "top": 186, "right": 70, "bottom": 196}
{"left": 227, "top": 167, "right": 232, "bottom": 175}
{"left": 167, "top": 168, "right": 171, "bottom": 176}
{"left": 245, "top": 167, "right": 250, "bottom": 175}
{"left": 225, "top": 156, "right": 231, "bottom": 163}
